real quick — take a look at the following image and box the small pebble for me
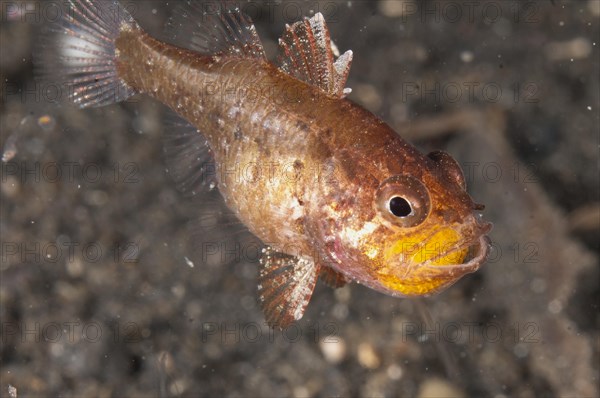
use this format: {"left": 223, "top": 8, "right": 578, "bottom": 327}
{"left": 418, "top": 378, "right": 465, "bottom": 398}
{"left": 320, "top": 337, "right": 347, "bottom": 364}
{"left": 357, "top": 342, "right": 381, "bottom": 369}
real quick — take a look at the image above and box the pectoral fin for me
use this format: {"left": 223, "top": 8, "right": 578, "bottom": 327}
{"left": 258, "top": 247, "right": 319, "bottom": 328}
{"left": 319, "top": 266, "right": 348, "bottom": 289}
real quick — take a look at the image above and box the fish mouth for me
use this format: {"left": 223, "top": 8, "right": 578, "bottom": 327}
{"left": 421, "top": 222, "right": 492, "bottom": 274}
{"left": 369, "top": 227, "right": 493, "bottom": 298}
{"left": 326, "top": 219, "right": 492, "bottom": 297}
{"left": 378, "top": 222, "right": 492, "bottom": 296}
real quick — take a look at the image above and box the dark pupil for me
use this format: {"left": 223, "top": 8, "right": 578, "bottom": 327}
{"left": 389, "top": 196, "right": 412, "bottom": 217}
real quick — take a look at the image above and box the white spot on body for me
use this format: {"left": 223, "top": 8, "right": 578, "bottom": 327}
{"left": 290, "top": 197, "right": 304, "bottom": 220}
{"left": 227, "top": 106, "right": 241, "bottom": 119}
{"left": 262, "top": 118, "right": 271, "bottom": 130}
{"left": 339, "top": 221, "right": 378, "bottom": 248}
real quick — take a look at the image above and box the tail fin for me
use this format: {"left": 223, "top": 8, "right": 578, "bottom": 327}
{"left": 34, "top": 0, "right": 138, "bottom": 108}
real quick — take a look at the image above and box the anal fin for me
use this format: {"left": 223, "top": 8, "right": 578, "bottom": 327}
{"left": 277, "top": 13, "right": 353, "bottom": 98}
{"left": 258, "top": 247, "right": 319, "bottom": 328}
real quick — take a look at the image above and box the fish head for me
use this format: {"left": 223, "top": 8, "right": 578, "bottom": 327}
{"left": 320, "top": 149, "right": 492, "bottom": 297}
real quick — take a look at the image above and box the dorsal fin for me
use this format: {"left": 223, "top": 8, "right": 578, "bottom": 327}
{"left": 165, "top": 1, "right": 265, "bottom": 59}
{"left": 277, "top": 13, "right": 353, "bottom": 98}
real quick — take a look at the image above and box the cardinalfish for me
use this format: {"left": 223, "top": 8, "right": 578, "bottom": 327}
{"left": 36, "top": 0, "right": 492, "bottom": 328}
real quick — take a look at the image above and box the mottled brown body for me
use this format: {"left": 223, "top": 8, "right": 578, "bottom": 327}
{"left": 115, "top": 26, "right": 489, "bottom": 297}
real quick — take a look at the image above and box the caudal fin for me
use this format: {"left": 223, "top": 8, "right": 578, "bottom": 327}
{"left": 34, "top": 0, "right": 138, "bottom": 108}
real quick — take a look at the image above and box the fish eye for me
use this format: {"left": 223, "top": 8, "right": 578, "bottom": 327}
{"left": 388, "top": 196, "right": 412, "bottom": 217}
{"left": 376, "top": 175, "right": 431, "bottom": 228}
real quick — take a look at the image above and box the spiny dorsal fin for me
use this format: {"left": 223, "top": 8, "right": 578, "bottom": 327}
{"left": 258, "top": 247, "right": 319, "bottom": 329}
{"left": 319, "top": 266, "right": 348, "bottom": 289}
{"left": 277, "top": 13, "right": 353, "bottom": 98}
{"left": 165, "top": 1, "right": 265, "bottom": 59}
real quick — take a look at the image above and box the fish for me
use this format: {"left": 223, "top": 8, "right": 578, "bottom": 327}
{"left": 35, "top": 0, "right": 492, "bottom": 328}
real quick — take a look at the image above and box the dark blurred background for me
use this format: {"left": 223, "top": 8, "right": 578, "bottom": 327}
{"left": 1, "top": 1, "right": 598, "bottom": 397}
